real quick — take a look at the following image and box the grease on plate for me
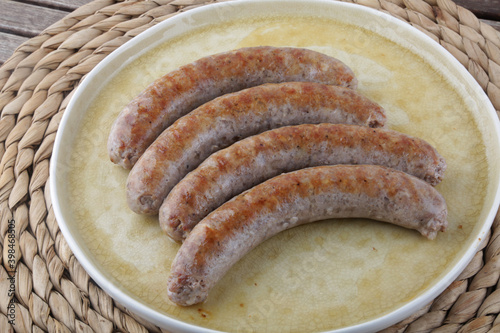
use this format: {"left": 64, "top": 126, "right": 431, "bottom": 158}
{"left": 67, "top": 16, "right": 487, "bottom": 332}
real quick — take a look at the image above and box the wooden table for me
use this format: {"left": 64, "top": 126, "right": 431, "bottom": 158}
{"left": 0, "top": 0, "right": 499, "bottom": 66}
{"left": 0, "top": 0, "right": 93, "bottom": 65}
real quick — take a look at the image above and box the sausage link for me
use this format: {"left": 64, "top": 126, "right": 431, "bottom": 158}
{"left": 167, "top": 165, "right": 448, "bottom": 306}
{"left": 160, "top": 124, "right": 446, "bottom": 242}
{"left": 126, "top": 82, "right": 386, "bottom": 215}
{"left": 108, "top": 46, "right": 358, "bottom": 168}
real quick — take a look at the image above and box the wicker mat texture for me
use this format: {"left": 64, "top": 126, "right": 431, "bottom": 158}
{"left": 1, "top": 0, "right": 500, "bottom": 332}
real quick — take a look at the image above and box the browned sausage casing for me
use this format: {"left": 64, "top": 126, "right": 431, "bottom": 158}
{"left": 108, "top": 46, "right": 358, "bottom": 169}
{"left": 126, "top": 82, "right": 386, "bottom": 215}
{"left": 160, "top": 124, "right": 446, "bottom": 242}
{"left": 167, "top": 165, "right": 448, "bottom": 306}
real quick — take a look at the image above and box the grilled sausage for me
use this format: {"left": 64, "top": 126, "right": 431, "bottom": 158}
{"left": 167, "top": 165, "right": 448, "bottom": 306}
{"left": 160, "top": 124, "right": 446, "bottom": 242}
{"left": 127, "top": 82, "right": 386, "bottom": 215}
{"left": 108, "top": 46, "right": 358, "bottom": 169}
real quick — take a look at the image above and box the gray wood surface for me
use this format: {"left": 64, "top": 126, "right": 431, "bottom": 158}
{"left": 0, "top": 31, "right": 28, "bottom": 63}
{"left": 0, "top": 1, "right": 68, "bottom": 37}
{"left": 0, "top": 0, "right": 499, "bottom": 65}
{"left": 454, "top": 0, "right": 500, "bottom": 21}
{"left": 0, "top": 0, "right": 93, "bottom": 65}
{"left": 18, "top": 0, "right": 93, "bottom": 10}
{"left": 485, "top": 19, "right": 500, "bottom": 31}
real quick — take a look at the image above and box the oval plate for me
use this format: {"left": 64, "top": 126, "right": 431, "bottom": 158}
{"left": 50, "top": 0, "right": 500, "bottom": 332}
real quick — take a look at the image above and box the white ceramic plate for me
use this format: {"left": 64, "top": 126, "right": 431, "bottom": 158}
{"left": 50, "top": 1, "right": 500, "bottom": 332}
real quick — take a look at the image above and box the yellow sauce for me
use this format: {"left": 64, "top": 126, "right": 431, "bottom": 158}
{"left": 67, "top": 15, "right": 488, "bottom": 332}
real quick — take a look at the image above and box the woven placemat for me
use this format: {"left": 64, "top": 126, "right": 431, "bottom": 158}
{"left": 1, "top": 0, "right": 500, "bottom": 332}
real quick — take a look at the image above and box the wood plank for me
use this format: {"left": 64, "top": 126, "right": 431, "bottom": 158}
{"left": 15, "top": 0, "right": 93, "bottom": 11}
{"left": 454, "top": 0, "right": 500, "bottom": 21}
{"left": 0, "top": 1, "right": 68, "bottom": 37}
{"left": 482, "top": 18, "right": 500, "bottom": 32}
{"left": 0, "top": 31, "right": 28, "bottom": 65}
